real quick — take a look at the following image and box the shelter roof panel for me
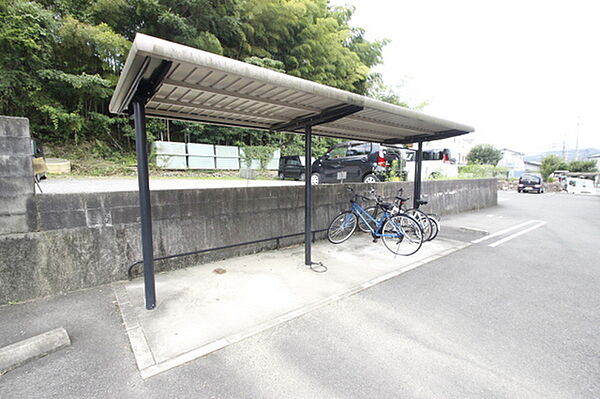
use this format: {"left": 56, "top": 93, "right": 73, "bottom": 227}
{"left": 110, "top": 34, "right": 474, "bottom": 143}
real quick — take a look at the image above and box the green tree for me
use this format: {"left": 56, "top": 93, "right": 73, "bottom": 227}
{"left": 540, "top": 155, "right": 568, "bottom": 180}
{"left": 467, "top": 144, "right": 503, "bottom": 166}
{"left": 238, "top": 0, "right": 385, "bottom": 94}
{"left": 0, "top": 0, "right": 56, "bottom": 116}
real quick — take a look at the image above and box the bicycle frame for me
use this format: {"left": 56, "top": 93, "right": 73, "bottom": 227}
{"left": 350, "top": 200, "right": 401, "bottom": 239}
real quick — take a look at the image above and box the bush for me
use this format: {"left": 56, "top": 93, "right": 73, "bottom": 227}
{"left": 388, "top": 159, "right": 405, "bottom": 181}
{"left": 459, "top": 164, "right": 508, "bottom": 179}
{"left": 241, "top": 145, "right": 276, "bottom": 170}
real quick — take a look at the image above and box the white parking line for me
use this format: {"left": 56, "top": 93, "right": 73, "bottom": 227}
{"left": 471, "top": 220, "right": 541, "bottom": 244}
{"left": 488, "top": 221, "right": 547, "bottom": 248}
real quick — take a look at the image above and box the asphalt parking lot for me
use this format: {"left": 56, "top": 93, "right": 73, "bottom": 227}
{"left": 1, "top": 190, "right": 598, "bottom": 398}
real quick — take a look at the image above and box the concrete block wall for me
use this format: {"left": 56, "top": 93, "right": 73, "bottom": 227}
{"left": 0, "top": 179, "right": 496, "bottom": 304}
{"left": 0, "top": 116, "right": 33, "bottom": 235}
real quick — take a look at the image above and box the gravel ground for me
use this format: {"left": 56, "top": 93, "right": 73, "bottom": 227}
{"left": 37, "top": 177, "right": 303, "bottom": 194}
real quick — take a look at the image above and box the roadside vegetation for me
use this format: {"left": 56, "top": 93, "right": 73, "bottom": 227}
{"left": 458, "top": 164, "right": 509, "bottom": 179}
{"left": 450, "top": 144, "right": 508, "bottom": 179}
{"left": 540, "top": 154, "right": 597, "bottom": 180}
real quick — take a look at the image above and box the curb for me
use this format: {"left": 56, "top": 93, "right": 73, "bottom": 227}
{"left": 0, "top": 327, "right": 71, "bottom": 374}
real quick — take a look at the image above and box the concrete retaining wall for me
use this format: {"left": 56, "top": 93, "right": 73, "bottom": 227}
{"left": 0, "top": 180, "right": 496, "bottom": 304}
{"left": 0, "top": 117, "right": 33, "bottom": 235}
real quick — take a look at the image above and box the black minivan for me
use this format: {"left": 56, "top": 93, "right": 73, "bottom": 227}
{"left": 518, "top": 173, "right": 544, "bottom": 193}
{"left": 310, "top": 142, "right": 403, "bottom": 184}
{"left": 278, "top": 155, "right": 307, "bottom": 180}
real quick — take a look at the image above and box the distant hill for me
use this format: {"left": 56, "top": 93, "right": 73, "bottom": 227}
{"left": 524, "top": 148, "right": 600, "bottom": 162}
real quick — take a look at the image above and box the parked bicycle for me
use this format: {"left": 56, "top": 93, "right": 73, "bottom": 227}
{"left": 357, "top": 188, "right": 440, "bottom": 242}
{"left": 411, "top": 196, "right": 440, "bottom": 241}
{"left": 327, "top": 187, "right": 423, "bottom": 256}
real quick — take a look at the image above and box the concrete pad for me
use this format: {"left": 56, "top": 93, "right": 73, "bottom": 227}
{"left": 443, "top": 209, "right": 531, "bottom": 235}
{"left": 0, "top": 327, "right": 70, "bottom": 374}
{"left": 115, "top": 235, "right": 468, "bottom": 378}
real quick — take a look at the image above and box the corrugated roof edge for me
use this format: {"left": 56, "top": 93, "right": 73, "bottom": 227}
{"left": 110, "top": 33, "right": 474, "bottom": 136}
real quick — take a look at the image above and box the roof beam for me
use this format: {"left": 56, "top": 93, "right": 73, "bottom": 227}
{"left": 133, "top": 60, "right": 173, "bottom": 104}
{"left": 347, "top": 113, "right": 436, "bottom": 133}
{"left": 382, "top": 129, "right": 468, "bottom": 145}
{"left": 271, "top": 104, "right": 364, "bottom": 132}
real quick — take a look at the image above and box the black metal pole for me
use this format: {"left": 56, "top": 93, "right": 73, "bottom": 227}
{"left": 413, "top": 141, "right": 423, "bottom": 209}
{"left": 132, "top": 101, "right": 156, "bottom": 310}
{"left": 304, "top": 124, "right": 312, "bottom": 265}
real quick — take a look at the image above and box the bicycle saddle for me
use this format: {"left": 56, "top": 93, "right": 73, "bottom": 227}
{"left": 379, "top": 202, "right": 395, "bottom": 210}
{"left": 396, "top": 196, "right": 409, "bottom": 202}
{"left": 416, "top": 199, "right": 428, "bottom": 206}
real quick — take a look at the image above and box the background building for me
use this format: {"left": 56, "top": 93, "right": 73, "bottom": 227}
{"left": 422, "top": 136, "right": 476, "bottom": 165}
{"left": 497, "top": 148, "right": 526, "bottom": 178}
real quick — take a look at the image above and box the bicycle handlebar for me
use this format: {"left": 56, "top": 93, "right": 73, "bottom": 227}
{"left": 346, "top": 186, "right": 377, "bottom": 203}
{"left": 346, "top": 186, "right": 406, "bottom": 205}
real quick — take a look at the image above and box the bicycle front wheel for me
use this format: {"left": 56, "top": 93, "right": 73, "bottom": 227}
{"left": 327, "top": 211, "right": 358, "bottom": 244}
{"left": 381, "top": 215, "right": 423, "bottom": 256}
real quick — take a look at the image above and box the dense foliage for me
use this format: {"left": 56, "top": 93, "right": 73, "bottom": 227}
{"left": 0, "top": 0, "right": 392, "bottom": 157}
{"left": 466, "top": 144, "right": 503, "bottom": 166}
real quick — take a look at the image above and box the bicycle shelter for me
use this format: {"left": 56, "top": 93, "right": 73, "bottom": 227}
{"left": 109, "top": 33, "right": 474, "bottom": 310}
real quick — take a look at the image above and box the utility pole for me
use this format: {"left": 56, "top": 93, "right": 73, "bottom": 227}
{"left": 574, "top": 116, "right": 581, "bottom": 161}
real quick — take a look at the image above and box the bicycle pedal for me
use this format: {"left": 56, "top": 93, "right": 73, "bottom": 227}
{"left": 372, "top": 238, "right": 379, "bottom": 243}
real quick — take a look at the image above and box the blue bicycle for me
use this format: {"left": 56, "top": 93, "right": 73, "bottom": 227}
{"left": 327, "top": 187, "right": 424, "bottom": 256}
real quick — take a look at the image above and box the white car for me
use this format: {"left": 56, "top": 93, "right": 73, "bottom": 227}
{"left": 566, "top": 177, "right": 594, "bottom": 194}
{"left": 404, "top": 149, "right": 458, "bottom": 181}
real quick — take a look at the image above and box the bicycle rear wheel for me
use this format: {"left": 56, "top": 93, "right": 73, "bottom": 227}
{"left": 381, "top": 215, "right": 423, "bottom": 255}
{"left": 428, "top": 213, "right": 441, "bottom": 222}
{"left": 428, "top": 217, "right": 439, "bottom": 241}
{"left": 404, "top": 208, "right": 433, "bottom": 241}
{"left": 357, "top": 206, "right": 380, "bottom": 233}
{"left": 426, "top": 213, "right": 440, "bottom": 241}
{"left": 327, "top": 211, "right": 358, "bottom": 244}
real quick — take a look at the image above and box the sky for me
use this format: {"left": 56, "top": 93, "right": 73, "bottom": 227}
{"left": 331, "top": 0, "right": 600, "bottom": 155}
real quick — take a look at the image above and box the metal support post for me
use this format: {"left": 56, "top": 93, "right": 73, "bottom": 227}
{"left": 304, "top": 124, "right": 312, "bottom": 265}
{"left": 132, "top": 101, "right": 156, "bottom": 310}
{"left": 413, "top": 141, "right": 423, "bottom": 209}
